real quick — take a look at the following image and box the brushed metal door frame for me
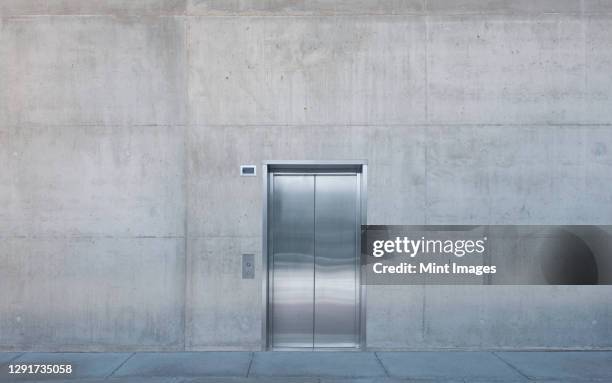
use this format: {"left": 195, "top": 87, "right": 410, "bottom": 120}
{"left": 261, "top": 161, "right": 367, "bottom": 351}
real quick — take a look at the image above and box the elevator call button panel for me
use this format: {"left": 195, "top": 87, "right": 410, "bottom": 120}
{"left": 242, "top": 254, "right": 255, "bottom": 279}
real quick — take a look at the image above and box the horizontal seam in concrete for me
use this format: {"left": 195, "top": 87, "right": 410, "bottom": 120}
{"left": 492, "top": 352, "right": 532, "bottom": 381}
{"left": 192, "top": 122, "right": 612, "bottom": 128}
{"left": 186, "top": 13, "right": 612, "bottom": 18}
{"left": 4, "top": 13, "right": 612, "bottom": 18}
{"left": 3, "top": 123, "right": 612, "bottom": 129}
{"left": 364, "top": 347, "right": 612, "bottom": 352}
{"left": 0, "top": 235, "right": 186, "bottom": 240}
{"left": 188, "top": 123, "right": 612, "bottom": 128}
{"left": 1, "top": 14, "right": 187, "bottom": 19}
{"left": 106, "top": 352, "right": 136, "bottom": 378}
{"left": 0, "top": 124, "right": 185, "bottom": 128}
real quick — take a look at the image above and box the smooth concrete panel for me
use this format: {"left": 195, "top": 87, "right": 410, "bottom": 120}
{"left": 427, "top": 15, "right": 591, "bottom": 124}
{"left": 0, "top": 352, "right": 130, "bottom": 381}
{"left": 187, "top": 0, "right": 424, "bottom": 15}
{"left": 113, "top": 352, "right": 252, "bottom": 377}
{"left": 0, "top": 237, "right": 185, "bottom": 351}
{"left": 365, "top": 126, "right": 427, "bottom": 225}
{"left": 426, "top": 126, "right": 612, "bottom": 225}
{"left": 0, "top": 125, "right": 184, "bottom": 237}
{"left": 367, "top": 286, "right": 612, "bottom": 349}
{"left": 0, "top": 17, "right": 185, "bottom": 126}
{"left": 0, "top": 0, "right": 186, "bottom": 15}
{"left": 428, "top": 286, "right": 609, "bottom": 349}
{"left": 187, "top": 126, "right": 266, "bottom": 238}
{"left": 496, "top": 351, "right": 612, "bottom": 380}
{"left": 187, "top": 17, "right": 426, "bottom": 125}
{"left": 5, "top": 0, "right": 609, "bottom": 16}
{"left": 585, "top": 1, "right": 612, "bottom": 14}
{"left": 427, "top": 0, "right": 584, "bottom": 15}
{"left": 188, "top": 1, "right": 612, "bottom": 16}
{"left": 365, "top": 285, "right": 425, "bottom": 349}
{"left": 186, "top": 237, "right": 261, "bottom": 350}
{"left": 187, "top": 125, "right": 426, "bottom": 238}
{"left": 0, "top": 127, "right": 12, "bottom": 232}
{"left": 586, "top": 17, "right": 612, "bottom": 124}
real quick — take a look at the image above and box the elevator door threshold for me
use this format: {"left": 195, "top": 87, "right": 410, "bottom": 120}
{"left": 270, "top": 346, "right": 362, "bottom": 352}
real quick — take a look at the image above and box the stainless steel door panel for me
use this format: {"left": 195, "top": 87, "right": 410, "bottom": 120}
{"left": 314, "top": 175, "right": 358, "bottom": 348}
{"left": 270, "top": 175, "right": 315, "bottom": 348}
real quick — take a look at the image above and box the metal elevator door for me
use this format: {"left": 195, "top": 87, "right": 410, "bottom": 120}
{"left": 269, "top": 172, "right": 360, "bottom": 349}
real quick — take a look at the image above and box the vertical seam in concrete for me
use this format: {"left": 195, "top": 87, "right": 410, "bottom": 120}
{"left": 424, "top": 9, "right": 430, "bottom": 227}
{"left": 425, "top": 5, "right": 430, "bottom": 124}
{"left": 106, "top": 352, "right": 135, "bottom": 378}
{"left": 421, "top": 284, "right": 427, "bottom": 341}
{"left": 373, "top": 352, "right": 391, "bottom": 377}
{"left": 582, "top": 4, "right": 588, "bottom": 123}
{"left": 424, "top": 122, "right": 429, "bottom": 226}
{"left": 182, "top": 13, "right": 191, "bottom": 352}
{"left": 422, "top": 5, "right": 430, "bottom": 343}
{"left": 491, "top": 352, "right": 531, "bottom": 380}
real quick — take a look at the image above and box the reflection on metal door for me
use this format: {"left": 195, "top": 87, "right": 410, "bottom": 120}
{"left": 268, "top": 170, "right": 361, "bottom": 349}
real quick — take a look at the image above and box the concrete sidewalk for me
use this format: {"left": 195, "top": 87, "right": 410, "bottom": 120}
{"left": 1, "top": 351, "right": 611, "bottom": 382}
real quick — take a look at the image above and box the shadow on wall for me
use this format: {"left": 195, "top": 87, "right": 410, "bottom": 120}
{"left": 541, "top": 227, "right": 612, "bottom": 285}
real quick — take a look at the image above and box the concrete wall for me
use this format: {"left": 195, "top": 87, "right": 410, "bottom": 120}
{"left": 1, "top": 1, "right": 612, "bottom": 351}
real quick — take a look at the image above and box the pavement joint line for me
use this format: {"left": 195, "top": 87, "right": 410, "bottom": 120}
{"left": 491, "top": 351, "right": 532, "bottom": 381}
{"left": 106, "top": 352, "right": 135, "bottom": 378}
{"left": 6, "top": 353, "right": 25, "bottom": 364}
{"left": 374, "top": 351, "right": 391, "bottom": 377}
{"left": 246, "top": 351, "right": 254, "bottom": 377}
